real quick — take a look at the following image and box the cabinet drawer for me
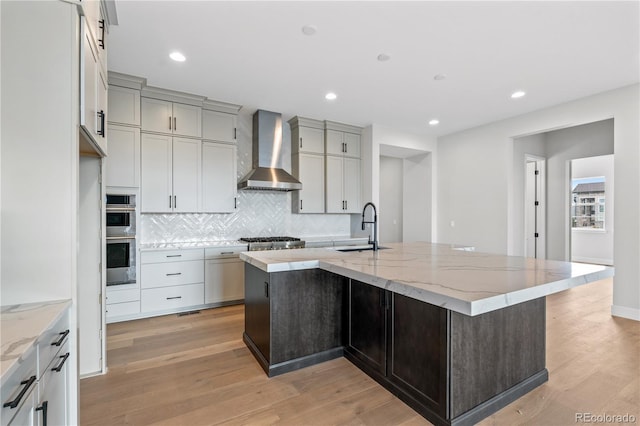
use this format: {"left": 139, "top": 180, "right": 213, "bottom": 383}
{"left": 204, "top": 246, "right": 247, "bottom": 259}
{"left": 140, "top": 248, "right": 204, "bottom": 264}
{"left": 141, "top": 283, "right": 204, "bottom": 313}
{"left": 141, "top": 260, "right": 204, "bottom": 289}
{"left": 106, "top": 301, "right": 140, "bottom": 318}
{"left": 1, "top": 350, "right": 37, "bottom": 426}
{"left": 37, "top": 310, "right": 70, "bottom": 377}
{"left": 106, "top": 288, "right": 140, "bottom": 304}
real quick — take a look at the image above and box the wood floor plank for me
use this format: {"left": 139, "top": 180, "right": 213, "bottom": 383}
{"left": 81, "top": 278, "right": 639, "bottom": 425}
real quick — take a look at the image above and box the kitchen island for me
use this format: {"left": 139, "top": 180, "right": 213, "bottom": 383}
{"left": 240, "top": 242, "right": 613, "bottom": 426}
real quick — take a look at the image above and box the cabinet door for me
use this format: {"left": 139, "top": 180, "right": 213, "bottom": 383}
{"left": 95, "top": 67, "right": 108, "bottom": 154}
{"left": 204, "top": 258, "right": 245, "bottom": 304}
{"left": 141, "top": 98, "right": 173, "bottom": 134}
{"left": 202, "top": 110, "right": 237, "bottom": 143}
{"left": 343, "top": 132, "right": 361, "bottom": 158}
{"left": 348, "top": 280, "right": 387, "bottom": 375}
{"left": 80, "top": 21, "right": 98, "bottom": 142}
{"left": 298, "top": 126, "right": 324, "bottom": 154}
{"left": 343, "top": 157, "right": 361, "bottom": 213}
{"left": 38, "top": 350, "right": 70, "bottom": 426}
{"left": 172, "top": 103, "right": 202, "bottom": 138}
{"left": 202, "top": 142, "right": 237, "bottom": 213}
{"left": 7, "top": 390, "right": 34, "bottom": 426}
{"left": 108, "top": 86, "right": 140, "bottom": 126}
{"left": 244, "top": 264, "right": 271, "bottom": 362}
{"left": 297, "top": 153, "right": 324, "bottom": 213}
{"left": 325, "top": 156, "right": 344, "bottom": 213}
{"left": 172, "top": 138, "right": 201, "bottom": 212}
{"left": 389, "top": 294, "right": 448, "bottom": 417}
{"left": 105, "top": 125, "right": 140, "bottom": 187}
{"left": 141, "top": 133, "right": 172, "bottom": 213}
{"left": 325, "top": 129, "right": 344, "bottom": 156}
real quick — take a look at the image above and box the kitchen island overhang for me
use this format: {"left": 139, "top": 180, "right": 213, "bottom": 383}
{"left": 240, "top": 242, "right": 613, "bottom": 426}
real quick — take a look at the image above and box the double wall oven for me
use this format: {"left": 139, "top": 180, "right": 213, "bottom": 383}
{"left": 106, "top": 194, "right": 137, "bottom": 286}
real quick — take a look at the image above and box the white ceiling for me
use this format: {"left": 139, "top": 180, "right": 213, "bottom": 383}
{"left": 108, "top": 1, "right": 639, "bottom": 138}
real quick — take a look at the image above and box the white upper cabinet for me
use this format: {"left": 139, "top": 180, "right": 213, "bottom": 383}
{"left": 202, "top": 142, "right": 237, "bottom": 213}
{"left": 141, "top": 134, "right": 202, "bottom": 213}
{"left": 202, "top": 110, "right": 237, "bottom": 143}
{"left": 326, "top": 129, "right": 361, "bottom": 158}
{"left": 296, "top": 126, "right": 325, "bottom": 155}
{"left": 293, "top": 153, "right": 325, "bottom": 213}
{"left": 108, "top": 86, "right": 140, "bottom": 126}
{"left": 105, "top": 125, "right": 140, "bottom": 188}
{"left": 141, "top": 98, "right": 202, "bottom": 138}
{"left": 80, "top": 17, "right": 107, "bottom": 156}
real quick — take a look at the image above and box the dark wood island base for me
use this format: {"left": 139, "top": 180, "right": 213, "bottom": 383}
{"left": 243, "top": 264, "right": 549, "bottom": 426}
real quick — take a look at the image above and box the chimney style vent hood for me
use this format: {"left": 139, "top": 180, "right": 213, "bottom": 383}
{"left": 237, "top": 110, "right": 302, "bottom": 191}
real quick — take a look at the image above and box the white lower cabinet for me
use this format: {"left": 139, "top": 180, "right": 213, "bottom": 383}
{"left": 141, "top": 283, "right": 204, "bottom": 312}
{"left": 1, "top": 307, "right": 70, "bottom": 426}
{"left": 204, "top": 248, "right": 245, "bottom": 304}
{"left": 140, "top": 249, "right": 205, "bottom": 315}
{"left": 106, "top": 287, "right": 141, "bottom": 322}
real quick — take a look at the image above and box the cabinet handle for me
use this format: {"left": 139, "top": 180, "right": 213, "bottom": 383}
{"left": 169, "top": 116, "right": 172, "bottom": 130}
{"left": 174, "top": 117, "right": 177, "bottom": 131}
{"left": 3, "top": 375, "right": 36, "bottom": 409}
{"left": 220, "top": 251, "right": 234, "bottom": 255}
{"left": 169, "top": 195, "right": 172, "bottom": 208}
{"left": 300, "top": 137, "right": 303, "bottom": 148}
{"left": 98, "top": 19, "right": 105, "bottom": 49}
{"left": 166, "top": 254, "right": 182, "bottom": 258}
{"left": 174, "top": 195, "right": 177, "bottom": 209}
{"left": 52, "top": 329, "right": 70, "bottom": 347}
{"left": 166, "top": 296, "right": 182, "bottom": 300}
{"left": 300, "top": 200, "right": 303, "bottom": 211}
{"left": 97, "top": 110, "right": 105, "bottom": 137}
{"left": 166, "top": 272, "right": 182, "bottom": 276}
{"left": 234, "top": 128, "right": 237, "bottom": 140}
{"left": 36, "top": 401, "right": 48, "bottom": 426}
{"left": 52, "top": 352, "right": 70, "bottom": 372}
{"left": 234, "top": 197, "right": 237, "bottom": 209}
{"left": 344, "top": 142, "right": 347, "bottom": 153}
{"left": 264, "top": 282, "right": 269, "bottom": 298}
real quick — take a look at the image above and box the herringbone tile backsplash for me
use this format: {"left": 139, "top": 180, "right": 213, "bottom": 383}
{"left": 140, "top": 114, "right": 351, "bottom": 244}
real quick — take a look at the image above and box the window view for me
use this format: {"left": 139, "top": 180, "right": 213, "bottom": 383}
{"left": 571, "top": 177, "right": 605, "bottom": 229}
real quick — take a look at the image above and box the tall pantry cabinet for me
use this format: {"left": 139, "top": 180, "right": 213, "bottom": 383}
{"left": 1, "top": 0, "right": 115, "bottom": 423}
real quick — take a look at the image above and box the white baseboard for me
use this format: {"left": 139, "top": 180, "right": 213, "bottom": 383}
{"left": 571, "top": 256, "right": 613, "bottom": 266}
{"left": 611, "top": 304, "right": 640, "bottom": 321}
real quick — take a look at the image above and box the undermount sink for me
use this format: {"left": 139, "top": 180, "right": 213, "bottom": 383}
{"left": 335, "top": 245, "right": 390, "bottom": 252}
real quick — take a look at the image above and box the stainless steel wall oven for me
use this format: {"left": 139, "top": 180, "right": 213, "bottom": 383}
{"left": 106, "top": 194, "right": 137, "bottom": 286}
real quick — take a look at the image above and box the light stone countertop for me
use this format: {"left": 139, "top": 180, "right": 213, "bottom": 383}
{"left": 240, "top": 242, "right": 614, "bottom": 316}
{"left": 1, "top": 299, "right": 71, "bottom": 385}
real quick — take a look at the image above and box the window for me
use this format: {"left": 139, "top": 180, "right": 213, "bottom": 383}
{"left": 571, "top": 177, "right": 605, "bottom": 229}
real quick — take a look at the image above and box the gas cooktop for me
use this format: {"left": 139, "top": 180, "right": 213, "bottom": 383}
{"left": 240, "top": 236, "right": 305, "bottom": 251}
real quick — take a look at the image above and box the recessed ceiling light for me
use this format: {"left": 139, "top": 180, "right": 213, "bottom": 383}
{"left": 325, "top": 92, "right": 337, "bottom": 101}
{"left": 429, "top": 119, "right": 440, "bottom": 126}
{"left": 377, "top": 53, "right": 391, "bottom": 62}
{"left": 433, "top": 74, "right": 447, "bottom": 81}
{"left": 511, "top": 90, "right": 526, "bottom": 99}
{"left": 302, "top": 25, "right": 317, "bottom": 36}
{"left": 169, "top": 51, "right": 186, "bottom": 62}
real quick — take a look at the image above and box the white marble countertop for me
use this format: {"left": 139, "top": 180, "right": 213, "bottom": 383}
{"left": 1, "top": 299, "right": 71, "bottom": 385}
{"left": 139, "top": 236, "right": 368, "bottom": 251}
{"left": 240, "top": 242, "right": 614, "bottom": 316}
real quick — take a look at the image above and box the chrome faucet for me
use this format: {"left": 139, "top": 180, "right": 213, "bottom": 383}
{"left": 361, "top": 202, "right": 378, "bottom": 251}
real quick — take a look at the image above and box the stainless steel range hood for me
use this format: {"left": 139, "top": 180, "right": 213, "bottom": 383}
{"left": 237, "top": 110, "right": 302, "bottom": 191}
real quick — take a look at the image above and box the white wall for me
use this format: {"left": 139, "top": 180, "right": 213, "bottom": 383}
{"left": 437, "top": 84, "right": 639, "bottom": 320}
{"left": 1, "top": 1, "right": 79, "bottom": 304}
{"left": 379, "top": 156, "right": 403, "bottom": 243}
{"left": 571, "top": 155, "right": 614, "bottom": 265}
{"left": 359, "top": 124, "right": 437, "bottom": 241}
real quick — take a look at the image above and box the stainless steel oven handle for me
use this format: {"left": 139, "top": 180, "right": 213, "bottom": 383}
{"left": 106, "top": 236, "right": 136, "bottom": 240}
{"left": 105, "top": 207, "right": 136, "bottom": 212}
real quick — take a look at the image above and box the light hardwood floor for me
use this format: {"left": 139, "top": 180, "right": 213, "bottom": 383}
{"left": 81, "top": 278, "right": 639, "bottom": 425}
